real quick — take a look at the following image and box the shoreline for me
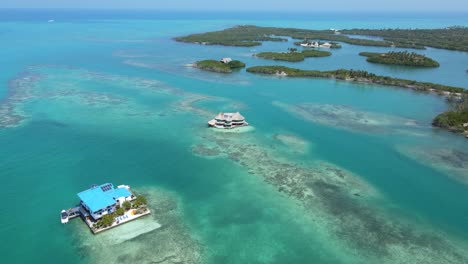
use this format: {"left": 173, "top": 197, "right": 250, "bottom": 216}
{"left": 246, "top": 66, "right": 467, "bottom": 136}
{"left": 246, "top": 66, "right": 466, "bottom": 94}
{"left": 175, "top": 25, "right": 468, "bottom": 51}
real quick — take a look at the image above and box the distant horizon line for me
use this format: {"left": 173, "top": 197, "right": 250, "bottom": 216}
{"left": 0, "top": 8, "right": 467, "bottom": 14}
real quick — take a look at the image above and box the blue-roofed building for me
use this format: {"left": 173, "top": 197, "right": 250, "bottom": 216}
{"left": 77, "top": 183, "right": 134, "bottom": 220}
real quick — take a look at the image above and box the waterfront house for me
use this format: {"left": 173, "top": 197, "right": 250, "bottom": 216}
{"left": 220, "top": 57, "right": 233, "bottom": 64}
{"left": 77, "top": 183, "right": 134, "bottom": 221}
{"left": 208, "top": 112, "right": 248, "bottom": 129}
{"left": 319, "top": 42, "right": 332, "bottom": 48}
{"left": 300, "top": 41, "right": 319, "bottom": 48}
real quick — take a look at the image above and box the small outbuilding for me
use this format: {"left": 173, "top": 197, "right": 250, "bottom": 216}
{"left": 220, "top": 57, "right": 233, "bottom": 64}
{"left": 319, "top": 42, "right": 332, "bottom": 48}
{"left": 208, "top": 112, "right": 248, "bottom": 129}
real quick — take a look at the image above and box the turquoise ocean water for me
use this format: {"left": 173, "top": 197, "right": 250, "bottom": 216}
{"left": 0, "top": 9, "right": 467, "bottom": 264}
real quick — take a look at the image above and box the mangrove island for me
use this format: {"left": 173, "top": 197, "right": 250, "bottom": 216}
{"left": 247, "top": 65, "right": 467, "bottom": 136}
{"left": 194, "top": 58, "right": 246, "bottom": 73}
{"left": 433, "top": 94, "right": 468, "bottom": 136}
{"left": 359, "top": 51, "right": 440, "bottom": 67}
{"left": 246, "top": 66, "right": 466, "bottom": 94}
{"left": 255, "top": 49, "right": 331, "bottom": 62}
{"left": 342, "top": 26, "right": 468, "bottom": 51}
{"left": 175, "top": 25, "right": 468, "bottom": 51}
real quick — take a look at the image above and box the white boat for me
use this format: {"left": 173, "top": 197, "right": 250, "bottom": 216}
{"left": 61, "top": 210, "right": 69, "bottom": 224}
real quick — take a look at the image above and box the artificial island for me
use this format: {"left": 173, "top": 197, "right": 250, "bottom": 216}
{"left": 61, "top": 183, "right": 150, "bottom": 234}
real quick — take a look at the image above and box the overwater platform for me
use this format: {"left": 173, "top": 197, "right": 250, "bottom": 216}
{"left": 61, "top": 183, "right": 151, "bottom": 234}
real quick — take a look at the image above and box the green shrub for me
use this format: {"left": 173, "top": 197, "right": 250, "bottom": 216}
{"left": 122, "top": 201, "right": 131, "bottom": 210}
{"left": 227, "top": 60, "right": 246, "bottom": 69}
{"left": 116, "top": 207, "right": 125, "bottom": 216}
{"left": 100, "top": 213, "right": 115, "bottom": 227}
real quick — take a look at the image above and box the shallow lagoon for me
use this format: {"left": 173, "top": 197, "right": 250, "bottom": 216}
{"left": 0, "top": 10, "right": 467, "bottom": 264}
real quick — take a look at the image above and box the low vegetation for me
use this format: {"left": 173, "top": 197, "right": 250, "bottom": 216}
{"left": 194, "top": 59, "right": 246, "bottom": 73}
{"left": 95, "top": 213, "right": 115, "bottom": 228}
{"left": 433, "top": 95, "right": 468, "bottom": 134}
{"left": 255, "top": 49, "right": 331, "bottom": 62}
{"left": 246, "top": 65, "right": 466, "bottom": 94}
{"left": 116, "top": 207, "right": 125, "bottom": 216}
{"left": 133, "top": 195, "right": 147, "bottom": 208}
{"left": 93, "top": 195, "right": 149, "bottom": 229}
{"left": 176, "top": 25, "right": 468, "bottom": 51}
{"left": 122, "top": 200, "right": 131, "bottom": 210}
{"left": 175, "top": 25, "right": 400, "bottom": 48}
{"left": 359, "top": 51, "right": 440, "bottom": 67}
{"left": 342, "top": 27, "right": 468, "bottom": 51}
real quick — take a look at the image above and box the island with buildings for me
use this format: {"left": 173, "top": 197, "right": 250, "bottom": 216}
{"left": 193, "top": 58, "right": 245, "bottom": 73}
{"left": 176, "top": 25, "right": 467, "bottom": 137}
{"left": 340, "top": 26, "right": 468, "bottom": 51}
{"left": 61, "top": 183, "right": 150, "bottom": 234}
{"left": 254, "top": 49, "right": 331, "bottom": 62}
{"left": 208, "top": 112, "right": 249, "bottom": 129}
{"left": 296, "top": 40, "right": 341, "bottom": 48}
{"left": 359, "top": 51, "right": 440, "bottom": 67}
{"left": 175, "top": 25, "right": 468, "bottom": 51}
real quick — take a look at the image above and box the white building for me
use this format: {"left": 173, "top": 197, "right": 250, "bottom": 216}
{"left": 77, "top": 183, "right": 134, "bottom": 221}
{"left": 300, "top": 42, "right": 319, "bottom": 48}
{"left": 319, "top": 42, "right": 332, "bottom": 48}
{"left": 220, "top": 57, "right": 233, "bottom": 64}
{"left": 208, "top": 112, "right": 248, "bottom": 129}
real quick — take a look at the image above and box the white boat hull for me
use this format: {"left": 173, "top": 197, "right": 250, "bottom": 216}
{"left": 61, "top": 210, "right": 69, "bottom": 224}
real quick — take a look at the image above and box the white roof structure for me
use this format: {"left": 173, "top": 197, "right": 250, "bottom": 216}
{"left": 214, "top": 112, "right": 245, "bottom": 121}
{"left": 220, "top": 58, "right": 233, "bottom": 63}
{"left": 320, "top": 42, "right": 332, "bottom": 48}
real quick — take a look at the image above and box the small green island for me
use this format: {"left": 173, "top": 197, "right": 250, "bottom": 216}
{"left": 433, "top": 95, "right": 468, "bottom": 136}
{"left": 194, "top": 59, "right": 246, "bottom": 73}
{"left": 359, "top": 51, "right": 440, "bottom": 67}
{"left": 255, "top": 49, "right": 331, "bottom": 62}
